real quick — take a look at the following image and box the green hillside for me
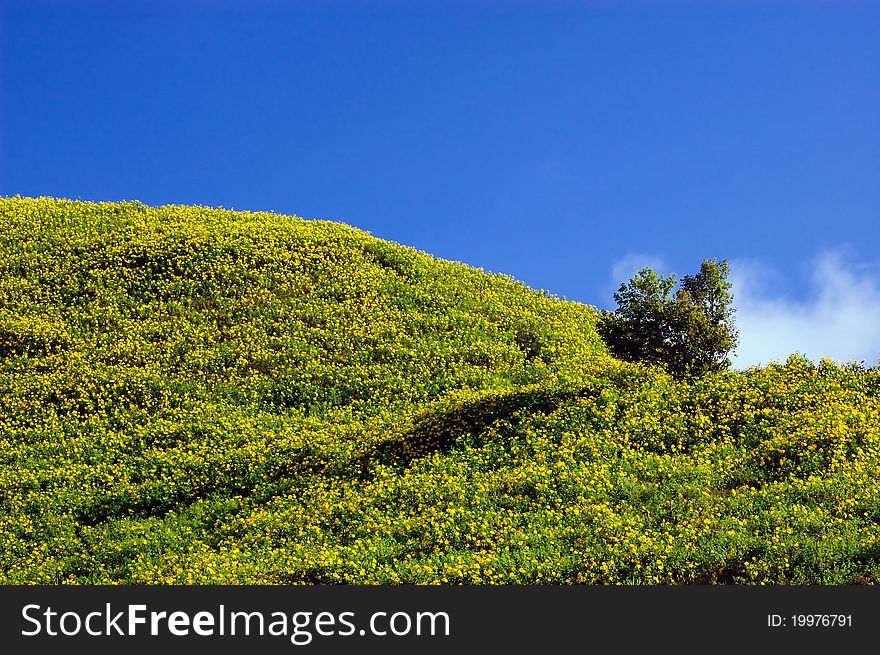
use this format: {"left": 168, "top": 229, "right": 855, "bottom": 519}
{"left": 2, "top": 197, "right": 879, "bottom": 584}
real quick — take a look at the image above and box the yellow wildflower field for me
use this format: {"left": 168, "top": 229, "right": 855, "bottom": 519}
{"left": 1, "top": 197, "right": 878, "bottom": 584}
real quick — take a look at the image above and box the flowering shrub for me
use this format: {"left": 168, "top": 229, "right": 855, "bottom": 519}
{"left": 1, "top": 197, "right": 878, "bottom": 584}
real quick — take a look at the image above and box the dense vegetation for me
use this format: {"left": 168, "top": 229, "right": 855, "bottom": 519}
{"left": 2, "top": 197, "right": 879, "bottom": 584}
{"left": 599, "top": 259, "right": 739, "bottom": 378}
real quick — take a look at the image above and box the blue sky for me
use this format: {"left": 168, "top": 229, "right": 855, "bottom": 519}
{"left": 2, "top": 1, "right": 879, "bottom": 366}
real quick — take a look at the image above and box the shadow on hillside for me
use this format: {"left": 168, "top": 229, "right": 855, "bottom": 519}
{"left": 74, "top": 367, "right": 649, "bottom": 528}
{"left": 352, "top": 385, "right": 598, "bottom": 476}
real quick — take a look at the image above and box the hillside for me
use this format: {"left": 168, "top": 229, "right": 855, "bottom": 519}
{"left": 2, "top": 197, "right": 879, "bottom": 584}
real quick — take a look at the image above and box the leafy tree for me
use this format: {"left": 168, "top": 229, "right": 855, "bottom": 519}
{"left": 598, "top": 259, "right": 738, "bottom": 377}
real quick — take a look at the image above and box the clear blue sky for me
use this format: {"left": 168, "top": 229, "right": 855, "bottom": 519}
{"left": 2, "top": 1, "right": 879, "bottom": 364}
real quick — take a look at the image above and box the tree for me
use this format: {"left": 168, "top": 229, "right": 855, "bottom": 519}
{"left": 598, "top": 258, "right": 738, "bottom": 378}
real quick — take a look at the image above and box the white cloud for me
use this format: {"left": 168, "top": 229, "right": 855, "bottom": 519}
{"left": 731, "top": 252, "right": 880, "bottom": 368}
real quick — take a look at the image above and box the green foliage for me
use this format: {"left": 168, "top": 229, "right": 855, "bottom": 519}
{"left": 598, "top": 259, "right": 738, "bottom": 377}
{"left": 1, "top": 197, "right": 878, "bottom": 585}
